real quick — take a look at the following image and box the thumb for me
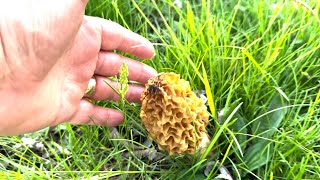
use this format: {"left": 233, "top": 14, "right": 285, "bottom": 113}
{"left": 26, "top": 0, "right": 89, "bottom": 63}
{"left": 40, "top": 0, "right": 89, "bottom": 49}
{"left": 0, "top": 0, "right": 90, "bottom": 71}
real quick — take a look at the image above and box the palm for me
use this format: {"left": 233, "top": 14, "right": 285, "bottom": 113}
{"left": 45, "top": 18, "right": 101, "bottom": 125}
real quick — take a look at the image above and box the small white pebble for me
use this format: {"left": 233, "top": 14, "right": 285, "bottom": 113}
{"left": 21, "top": 137, "right": 36, "bottom": 148}
{"left": 173, "top": 0, "right": 182, "bottom": 9}
{"left": 218, "top": 108, "right": 225, "bottom": 123}
{"left": 58, "top": 124, "right": 67, "bottom": 130}
{"left": 35, "top": 142, "right": 44, "bottom": 149}
{"left": 52, "top": 142, "right": 71, "bottom": 155}
{"left": 200, "top": 94, "right": 208, "bottom": 105}
{"left": 13, "top": 143, "right": 22, "bottom": 149}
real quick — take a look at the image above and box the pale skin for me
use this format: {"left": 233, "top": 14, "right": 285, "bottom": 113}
{"left": 0, "top": 1, "right": 157, "bottom": 135}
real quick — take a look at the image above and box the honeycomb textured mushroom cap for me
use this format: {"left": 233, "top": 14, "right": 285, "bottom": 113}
{"left": 140, "top": 72, "right": 210, "bottom": 154}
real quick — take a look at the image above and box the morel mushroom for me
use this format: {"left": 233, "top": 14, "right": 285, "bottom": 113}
{"left": 140, "top": 72, "right": 210, "bottom": 154}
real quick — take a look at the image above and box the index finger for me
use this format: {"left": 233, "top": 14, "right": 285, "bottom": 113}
{"left": 93, "top": 17, "right": 155, "bottom": 59}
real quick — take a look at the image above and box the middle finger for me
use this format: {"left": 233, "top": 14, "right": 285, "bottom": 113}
{"left": 86, "top": 75, "right": 145, "bottom": 102}
{"left": 95, "top": 51, "right": 157, "bottom": 84}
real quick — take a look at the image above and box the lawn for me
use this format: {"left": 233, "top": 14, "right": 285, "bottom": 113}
{"left": 1, "top": 0, "right": 320, "bottom": 179}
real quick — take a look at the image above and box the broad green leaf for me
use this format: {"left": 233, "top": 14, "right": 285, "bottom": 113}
{"left": 252, "top": 94, "right": 288, "bottom": 138}
{"left": 243, "top": 140, "right": 273, "bottom": 172}
{"left": 219, "top": 100, "right": 248, "bottom": 151}
{"left": 232, "top": 113, "right": 248, "bottom": 150}
{"left": 243, "top": 94, "right": 287, "bottom": 172}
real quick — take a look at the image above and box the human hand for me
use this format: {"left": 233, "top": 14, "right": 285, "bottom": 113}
{"left": 0, "top": 1, "right": 156, "bottom": 135}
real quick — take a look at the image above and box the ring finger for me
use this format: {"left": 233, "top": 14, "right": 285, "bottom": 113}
{"left": 95, "top": 51, "right": 157, "bottom": 84}
{"left": 86, "top": 75, "right": 145, "bottom": 102}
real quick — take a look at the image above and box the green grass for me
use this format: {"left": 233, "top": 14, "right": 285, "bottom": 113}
{"left": 1, "top": 0, "right": 320, "bottom": 179}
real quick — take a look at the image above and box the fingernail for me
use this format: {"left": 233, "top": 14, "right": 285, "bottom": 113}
{"left": 148, "top": 66, "right": 158, "bottom": 76}
{"left": 152, "top": 50, "right": 156, "bottom": 58}
{"left": 142, "top": 65, "right": 157, "bottom": 83}
{"left": 146, "top": 43, "right": 155, "bottom": 59}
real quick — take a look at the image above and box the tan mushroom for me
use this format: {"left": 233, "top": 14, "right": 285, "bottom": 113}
{"left": 140, "top": 72, "right": 210, "bottom": 154}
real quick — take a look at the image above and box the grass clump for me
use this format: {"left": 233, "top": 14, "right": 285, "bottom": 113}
{"left": 1, "top": 0, "right": 320, "bottom": 179}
